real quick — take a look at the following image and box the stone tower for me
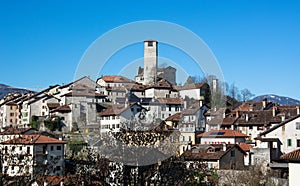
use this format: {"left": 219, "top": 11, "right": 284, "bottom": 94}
{"left": 143, "top": 40, "right": 158, "bottom": 85}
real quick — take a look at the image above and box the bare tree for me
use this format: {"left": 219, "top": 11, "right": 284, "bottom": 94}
{"left": 240, "top": 88, "right": 255, "bottom": 102}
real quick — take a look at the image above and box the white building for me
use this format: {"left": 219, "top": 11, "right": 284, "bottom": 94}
{"left": 99, "top": 103, "right": 147, "bottom": 133}
{"left": 281, "top": 149, "right": 300, "bottom": 186}
{"left": 198, "top": 129, "right": 247, "bottom": 145}
{"left": 0, "top": 134, "right": 66, "bottom": 177}
{"left": 257, "top": 114, "right": 300, "bottom": 154}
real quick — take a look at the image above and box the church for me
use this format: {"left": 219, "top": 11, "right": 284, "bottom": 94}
{"left": 135, "top": 40, "right": 177, "bottom": 85}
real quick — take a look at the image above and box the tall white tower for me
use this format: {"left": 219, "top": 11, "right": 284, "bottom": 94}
{"left": 143, "top": 40, "right": 158, "bottom": 85}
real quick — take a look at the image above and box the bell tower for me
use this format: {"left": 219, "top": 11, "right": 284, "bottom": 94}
{"left": 143, "top": 40, "right": 158, "bottom": 85}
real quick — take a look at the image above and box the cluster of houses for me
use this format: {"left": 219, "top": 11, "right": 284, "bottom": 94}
{"left": 0, "top": 40, "right": 300, "bottom": 185}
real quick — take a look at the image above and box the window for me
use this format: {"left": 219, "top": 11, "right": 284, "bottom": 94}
{"left": 148, "top": 41, "right": 153, "bottom": 47}
{"left": 169, "top": 106, "right": 171, "bottom": 111}
{"left": 288, "top": 139, "right": 292, "bottom": 147}
{"left": 27, "top": 147, "right": 30, "bottom": 154}
{"left": 10, "top": 113, "right": 14, "bottom": 117}
{"left": 297, "top": 139, "right": 300, "bottom": 147}
{"left": 51, "top": 146, "right": 54, "bottom": 151}
{"left": 57, "top": 146, "right": 62, "bottom": 150}
{"left": 231, "top": 150, "right": 235, "bottom": 157}
{"left": 19, "top": 146, "right": 22, "bottom": 151}
{"left": 188, "top": 136, "right": 192, "bottom": 141}
{"left": 56, "top": 166, "right": 61, "bottom": 171}
{"left": 182, "top": 136, "right": 185, "bottom": 141}
{"left": 296, "top": 122, "right": 300, "bottom": 130}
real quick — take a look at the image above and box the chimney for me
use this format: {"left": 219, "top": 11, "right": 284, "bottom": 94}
{"left": 281, "top": 114, "right": 285, "bottom": 121}
{"left": 125, "top": 97, "right": 128, "bottom": 108}
{"left": 199, "top": 100, "right": 203, "bottom": 107}
{"left": 262, "top": 98, "right": 267, "bottom": 109}
{"left": 222, "top": 143, "right": 226, "bottom": 151}
{"left": 297, "top": 106, "right": 300, "bottom": 115}
{"left": 272, "top": 107, "right": 277, "bottom": 117}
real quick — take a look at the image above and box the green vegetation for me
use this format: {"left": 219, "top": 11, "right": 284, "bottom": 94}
{"left": 30, "top": 115, "right": 40, "bottom": 130}
{"left": 44, "top": 117, "right": 62, "bottom": 132}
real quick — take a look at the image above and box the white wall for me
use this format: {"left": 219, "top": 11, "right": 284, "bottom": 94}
{"left": 289, "top": 163, "right": 300, "bottom": 186}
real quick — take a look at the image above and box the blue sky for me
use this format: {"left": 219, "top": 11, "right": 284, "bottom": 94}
{"left": 0, "top": 0, "right": 300, "bottom": 99}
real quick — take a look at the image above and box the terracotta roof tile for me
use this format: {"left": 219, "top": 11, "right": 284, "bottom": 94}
{"left": 1, "top": 134, "right": 66, "bottom": 144}
{"left": 99, "top": 105, "right": 129, "bottom": 116}
{"left": 165, "top": 112, "right": 181, "bottom": 122}
{"left": 0, "top": 127, "right": 36, "bottom": 135}
{"left": 198, "top": 129, "right": 247, "bottom": 138}
{"left": 174, "top": 83, "right": 207, "bottom": 91}
{"left": 50, "top": 105, "right": 71, "bottom": 113}
{"left": 158, "top": 98, "right": 183, "bottom": 105}
{"left": 239, "top": 143, "right": 253, "bottom": 151}
{"left": 100, "top": 75, "right": 135, "bottom": 83}
{"left": 281, "top": 148, "right": 300, "bottom": 161}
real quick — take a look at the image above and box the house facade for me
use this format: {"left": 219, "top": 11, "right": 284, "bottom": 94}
{"left": 0, "top": 134, "right": 65, "bottom": 177}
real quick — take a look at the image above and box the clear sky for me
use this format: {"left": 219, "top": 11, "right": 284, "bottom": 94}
{"left": 0, "top": 0, "right": 300, "bottom": 99}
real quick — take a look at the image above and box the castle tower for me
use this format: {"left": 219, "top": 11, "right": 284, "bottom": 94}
{"left": 143, "top": 40, "right": 158, "bottom": 85}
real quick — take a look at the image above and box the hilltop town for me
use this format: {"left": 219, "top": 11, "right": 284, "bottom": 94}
{"left": 0, "top": 40, "right": 299, "bottom": 185}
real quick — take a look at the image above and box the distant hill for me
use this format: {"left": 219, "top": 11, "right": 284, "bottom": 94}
{"left": 252, "top": 94, "right": 300, "bottom": 106}
{"left": 0, "top": 83, "right": 31, "bottom": 98}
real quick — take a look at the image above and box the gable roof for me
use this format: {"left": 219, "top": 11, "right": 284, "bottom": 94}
{"left": 165, "top": 112, "right": 181, "bottom": 122}
{"left": 197, "top": 129, "right": 248, "bottom": 138}
{"left": 50, "top": 105, "right": 71, "bottom": 113}
{"left": 0, "top": 127, "right": 37, "bottom": 135}
{"left": 174, "top": 83, "right": 208, "bottom": 91}
{"left": 158, "top": 98, "right": 183, "bottom": 105}
{"left": 98, "top": 75, "right": 135, "bottom": 83}
{"left": 259, "top": 114, "right": 300, "bottom": 136}
{"left": 281, "top": 148, "right": 300, "bottom": 162}
{"left": 182, "top": 144, "right": 246, "bottom": 161}
{"left": 99, "top": 103, "right": 145, "bottom": 116}
{"left": 238, "top": 143, "right": 253, "bottom": 152}
{"left": 1, "top": 134, "right": 66, "bottom": 145}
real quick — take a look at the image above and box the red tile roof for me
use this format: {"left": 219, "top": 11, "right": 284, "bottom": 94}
{"left": 100, "top": 75, "right": 135, "bottom": 83}
{"left": 1, "top": 134, "right": 66, "bottom": 144}
{"left": 165, "top": 112, "right": 181, "bottom": 122}
{"left": 50, "top": 105, "right": 71, "bottom": 113}
{"left": 0, "top": 127, "right": 37, "bottom": 135}
{"left": 281, "top": 148, "right": 300, "bottom": 161}
{"left": 47, "top": 103, "right": 60, "bottom": 110}
{"left": 158, "top": 98, "right": 183, "bottom": 105}
{"left": 174, "top": 83, "right": 207, "bottom": 91}
{"left": 238, "top": 143, "right": 253, "bottom": 151}
{"left": 99, "top": 105, "right": 129, "bottom": 116}
{"left": 197, "top": 129, "right": 248, "bottom": 138}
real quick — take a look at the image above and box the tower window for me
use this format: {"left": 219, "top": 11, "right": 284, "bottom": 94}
{"left": 148, "top": 42, "right": 153, "bottom": 47}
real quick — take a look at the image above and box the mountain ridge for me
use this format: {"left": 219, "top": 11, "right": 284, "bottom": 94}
{"left": 252, "top": 94, "right": 300, "bottom": 106}
{"left": 0, "top": 83, "right": 32, "bottom": 99}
